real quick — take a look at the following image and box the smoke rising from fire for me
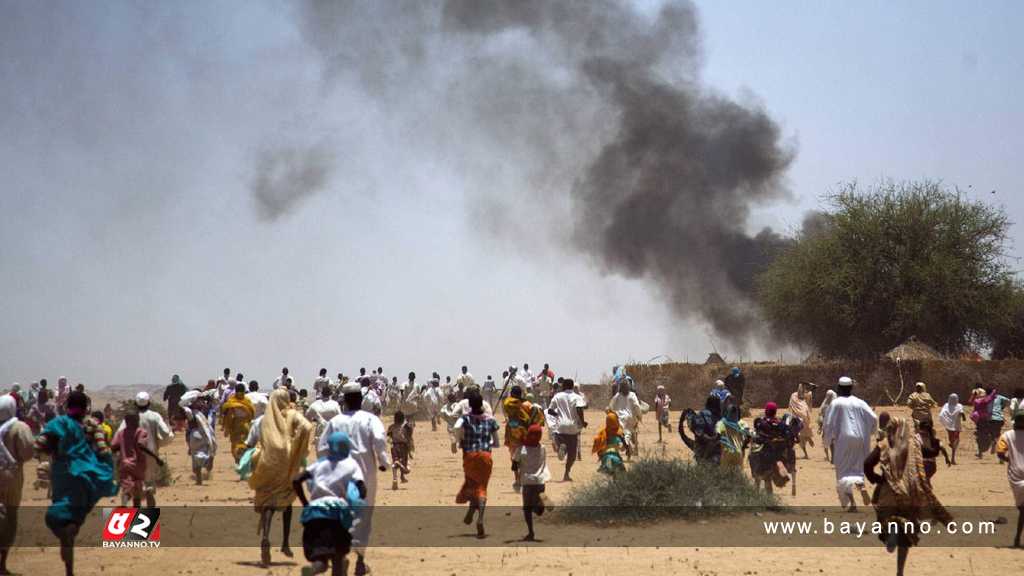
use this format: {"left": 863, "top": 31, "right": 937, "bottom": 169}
{"left": 280, "top": 0, "right": 795, "bottom": 344}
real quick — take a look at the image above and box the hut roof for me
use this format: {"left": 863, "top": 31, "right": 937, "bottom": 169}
{"left": 885, "top": 337, "right": 943, "bottom": 361}
{"left": 704, "top": 352, "right": 726, "bottom": 366}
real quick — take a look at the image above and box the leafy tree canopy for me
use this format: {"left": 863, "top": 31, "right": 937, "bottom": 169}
{"left": 758, "top": 180, "right": 1017, "bottom": 358}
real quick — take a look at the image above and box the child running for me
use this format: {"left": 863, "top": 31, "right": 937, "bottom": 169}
{"left": 654, "top": 385, "right": 671, "bottom": 443}
{"left": 111, "top": 410, "right": 165, "bottom": 507}
{"left": 386, "top": 411, "right": 414, "bottom": 490}
{"left": 916, "top": 417, "right": 951, "bottom": 483}
{"left": 34, "top": 391, "right": 117, "bottom": 576}
{"left": 592, "top": 410, "right": 626, "bottom": 475}
{"left": 293, "top": 431, "right": 365, "bottom": 576}
{"left": 938, "top": 393, "right": 965, "bottom": 464}
{"left": 513, "top": 423, "right": 551, "bottom": 541}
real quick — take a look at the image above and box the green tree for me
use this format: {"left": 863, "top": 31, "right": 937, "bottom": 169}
{"left": 758, "top": 180, "right": 1017, "bottom": 358}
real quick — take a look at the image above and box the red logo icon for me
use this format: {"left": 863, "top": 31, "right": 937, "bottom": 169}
{"left": 102, "top": 508, "right": 161, "bottom": 548}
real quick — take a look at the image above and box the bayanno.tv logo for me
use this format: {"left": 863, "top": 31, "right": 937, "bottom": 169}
{"left": 101, "top": 508, "right": 161, "bottom": 549}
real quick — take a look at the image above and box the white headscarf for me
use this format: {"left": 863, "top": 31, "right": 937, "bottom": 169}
{"left": 938, "top": 393, "right": 963, "bottom": 430}
{"left": 0, "top": 395, "right": 16, "bottom": 423}
{"left": 820, "top": 389, "right": 837, "bottom": 409}
{"left": 0, "top": 395, "right": 19, "bottom": 470}
{"left": 135, "top": 391, "right": 151, "bottom": 407}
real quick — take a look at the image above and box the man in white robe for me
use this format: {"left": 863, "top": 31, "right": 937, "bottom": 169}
{"left": 519, "top": 363, "right": 534, "bottom": 394}
{"left": 422, "top": 380, "right": 444, "bottom": 431}
{"left": 305, "top": 386, "right": 341, "bottom": 441}
{"left": 245, "top": 380, "right": 269, "bottom": 418}
{"left": 272, "top": 366, "right": 289, "bottom": 389}
{"left": 362, "top": 386, "right": 383, "bottom": 416}
{"left": 455, "top": 366, "right": 475, "bottom": 395}
{"left": 399, "top": 372, "right": 415, "bottom": 402}
{"left": 318, "top": 382, "right": 390, "bottom": 576}
{"left": 608, "top": 380, "right": 643, "bottom": 456}
{"left": 312, "top": 368, "right": 332, "bottom": 397}
{"left": 116, "top": 391, "right": 173, "bottom": 507}
{"left": 824, "top": 376, "right": 877, "bottom": 510}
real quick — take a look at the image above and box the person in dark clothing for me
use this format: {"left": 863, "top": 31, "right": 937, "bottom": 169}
{"left": 163, "top": 374, "right": 188, "bottom": 431}
{"left": 678, "top": 395, "right": 722, "bottom": 464}
{"left": 723, "top": 367, "right": 746, "bottom": 409}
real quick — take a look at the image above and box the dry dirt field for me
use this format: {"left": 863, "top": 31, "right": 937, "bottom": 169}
{"left": 9, "top": 404, "right": 1022, "bottom": 575}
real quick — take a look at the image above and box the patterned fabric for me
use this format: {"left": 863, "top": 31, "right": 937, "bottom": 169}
{"left": 459, "top": 414, "right": 498, "bottom": 453}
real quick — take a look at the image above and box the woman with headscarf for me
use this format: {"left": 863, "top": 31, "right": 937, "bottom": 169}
{"left": 716, "top": 403, "right": 751, "bottom": 471}
{"left": 34, "top": 390, "right": 117, "bottom": 576}
{"left": 593, "top": 410, "right": 626, "bottom": 475}
{"left": 220, "top": 384, "right": 255, "bottom": 464}
{"left": 514, "top": 423, "right": 550, "bottom": 541}
{"left": 818, "top": 390, "right": 837, "bottom": 462}
{"left": 710, "top": 380, "right": 731, "bottom": 405}
{"left": 749, "top": 402, "right": 800, "bottom": 495}
{"left": 293, "top": 431, "right": 365, "bottom": 576}
{"left": 249, "top": 388, "right": 313, "bottom": 567}
{"left": 864, "top": 416, "right": 952, "bottom": 576}
{"left": 905, "top": 382, "right": 937, "bottom": 426}
{"left": 678, "top": 395, "right": 723, "bottom": 465}
{"left": 938, "top": 393, "right": 965, "bottom": 464}
{"left": 180, "top": 390, "right": 217, "bottom": 485}
{"left": 502, "top": 386, "right": 531, "bottom": 492}
{"left": 0, "top": 394, "right": 34, "bottom": 574}
{"left": 787, "top": 382, "right": 815, "bottom": 458}
{"left": 969, "top": 386, "right": 1000, "bottom": 458}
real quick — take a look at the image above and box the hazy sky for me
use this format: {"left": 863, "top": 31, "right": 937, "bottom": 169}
{"left": 2, "top": 0, "right": 1021, "bottom": 390}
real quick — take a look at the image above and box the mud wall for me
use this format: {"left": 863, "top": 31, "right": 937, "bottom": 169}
{"left": 610, "top": 359, "right": 1024, "bottom": 411}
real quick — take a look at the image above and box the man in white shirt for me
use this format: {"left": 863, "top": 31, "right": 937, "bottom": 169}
{"left": 306, "top": 385, "right": 342, "bottom": 441}
{"left": 318, "top": 382, "right": 390, "bottom": 576}
{"left": 313, "top": 368, "right": 332, "bottom": 397}
{"left": 520, "top": 363, "right": 534, "bottom": 393}
{"left": 361, "top": 386, "right": 382, "bottom": 416}
{"left": 482, "top": 375, "right": 497, "bottom": 409}
{"left": 608, "top": 380, "right": 643, "bottom": 458}
{"left": 455, "top": 365, "right": 475, "bottom": 394}
{"left": 400, "top": 372, "right": 415, "bottom": 402}
{"left": 245, "top": 380, "right": 269, "bottom": 417}
{"left": 549, "top": 379, "right": 587, "bottom": 480}
{"left": 422, "top": 380, "right": 444, "bottom": 431}
{"left": 272, "top": 366, "right": 289, "bottom": 389}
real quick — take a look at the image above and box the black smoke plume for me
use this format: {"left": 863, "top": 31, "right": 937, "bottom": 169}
{"left": 289, "top": 0, "right": 796, "bottom": 345}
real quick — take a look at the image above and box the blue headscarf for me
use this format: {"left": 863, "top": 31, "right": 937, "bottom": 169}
{"left": 325, "top": 431, "right": 351, "bottom": 461}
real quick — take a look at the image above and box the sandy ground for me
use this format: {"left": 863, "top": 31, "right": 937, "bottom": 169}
{"left": 9, "top": 404, "right": 1022, "bottom": 575}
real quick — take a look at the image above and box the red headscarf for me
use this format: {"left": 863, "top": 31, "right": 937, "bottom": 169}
{"left": 764, "top": 401, "right": 778, "bottom": 418}
{"left": 524, "top": 423, "right": 543, "bottom": 447}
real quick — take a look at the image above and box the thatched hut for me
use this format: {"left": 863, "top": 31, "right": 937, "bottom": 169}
{"left": 703, "top": 352, "right": 726, "bottom": 366}
{"left": 885, "top": 337, "right": 943, "bottom": 361}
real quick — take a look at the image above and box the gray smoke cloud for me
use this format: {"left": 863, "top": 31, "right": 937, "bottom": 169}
{"left": 250, "top": 143, "right": 334, "bottom": 221}
{"left": 282, "top": 0, "right": 795, "bottom": 345}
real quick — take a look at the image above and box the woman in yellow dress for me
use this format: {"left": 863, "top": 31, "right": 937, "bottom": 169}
{"left": 248, "top": 388, "right": 312, "bottom": 567}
